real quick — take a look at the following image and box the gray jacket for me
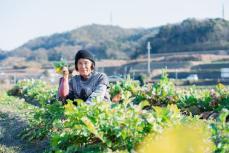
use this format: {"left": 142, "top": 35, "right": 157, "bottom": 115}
{"left": 64, "top": 71, "right": 110, "bottom": 104}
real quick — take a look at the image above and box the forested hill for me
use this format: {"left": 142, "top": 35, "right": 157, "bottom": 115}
{"left": 3, "top": 25, "right": 158, "bottom": 61}
{"left": 1, "top": 18, "right": 229, "bottom": 61}
{"left": 143, "top": 18, "right": 229, "bottom": 54}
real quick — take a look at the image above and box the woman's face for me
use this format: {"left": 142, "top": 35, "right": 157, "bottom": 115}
{"left": 77, "top": 58, "right": 93, "bottom": 78}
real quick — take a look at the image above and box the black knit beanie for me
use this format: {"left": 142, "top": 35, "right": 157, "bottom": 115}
{"left": 75, "top": 50, "right": 95, "bottom": 66}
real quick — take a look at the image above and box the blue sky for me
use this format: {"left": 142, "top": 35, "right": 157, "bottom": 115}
{"left": 0, "top": 0, "right": 227, "bottom": 50}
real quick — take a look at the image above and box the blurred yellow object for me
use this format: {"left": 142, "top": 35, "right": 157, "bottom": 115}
{"left": 55, "top": 67, "right": 62, "bottom": 74}
{"left": 64, "top": 101, "right": 76, "bottom": 115}
{"left": 136, "top": 121, "right": 215, "bottom": 153}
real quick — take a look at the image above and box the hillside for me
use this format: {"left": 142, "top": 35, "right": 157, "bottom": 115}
{"left": 0, "top": 50, "right": 6, "bottom": 60}
{"left": 1, "top": 18, "right": 229, "bottom": 62}
{"left": 144, "top": 18, "right": 229, "bottom": 54}
{"left": 4, "top": 25, "right": 158, "bottom": 61}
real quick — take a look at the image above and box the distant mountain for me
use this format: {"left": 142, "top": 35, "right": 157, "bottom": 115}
{"left": 0, "top": 49, "right": 7, "bottom": 60}
{"left": 8, "top": 24, "right": 158, "bottom": 61}
{"left": 144, "top": 18, "right": 229, "bottom": 54}
{"left": 3, "top": 18, "right": 229, "bottom": 62}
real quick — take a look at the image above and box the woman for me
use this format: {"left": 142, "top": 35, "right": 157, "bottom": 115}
{"left": 58, "top": 50, "right": 110, "bottom": 104}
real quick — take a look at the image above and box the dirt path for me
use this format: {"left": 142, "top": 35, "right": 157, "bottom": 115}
{"left": 0, "top": 93, "right": 48, "bottom": 153}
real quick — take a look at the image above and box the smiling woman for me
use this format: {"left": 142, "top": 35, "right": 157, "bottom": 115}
{"left": 58, "top": 50, "right": 110, "bottom": 104}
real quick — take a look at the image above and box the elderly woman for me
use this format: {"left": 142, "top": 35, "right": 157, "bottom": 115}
{"left": 58, "top": 50, "right": 110, "bottom": 104}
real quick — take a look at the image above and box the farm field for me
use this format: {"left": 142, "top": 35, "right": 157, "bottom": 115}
{"left": 0, "top": 73, "right": 228, "bottom": 153}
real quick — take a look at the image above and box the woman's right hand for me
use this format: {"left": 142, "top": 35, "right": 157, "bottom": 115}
{"left": 59, "top": 66, "right": 70, "bottom": 98}
{"left": 62, "top": 66, "right": 69, "bottom": 79}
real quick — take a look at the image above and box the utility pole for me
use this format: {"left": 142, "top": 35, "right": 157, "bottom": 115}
{"left": 175, "top": 69, "right": 178, "bottom": 80}
{"left": 147, "top": 41, "right": 151, "bottom": 75}
{"left": 110, "top": 11, "right": 113, "bottom": 25}
{"left": 222, "top": 3, "right": 225, "bottom": 19}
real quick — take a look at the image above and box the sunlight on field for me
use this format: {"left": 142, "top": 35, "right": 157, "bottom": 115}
{"left": 137, "top": 121, "right": 215, "bottom": 153}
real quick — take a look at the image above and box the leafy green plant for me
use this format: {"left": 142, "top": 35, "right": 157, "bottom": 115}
{"left": 53, "top": 60, "right": 68, "bottom": 74}
{"left": 19, "top": 101, "right": 64, "bottom": 141}
{"left": 50, "top": 100, "right": 153, "bottom": 152}
{"left": 210, "top": 109, "right": 229, "bottom": 153}
{"left": 8, "top": 79, "right": 57, "bottom": 106}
